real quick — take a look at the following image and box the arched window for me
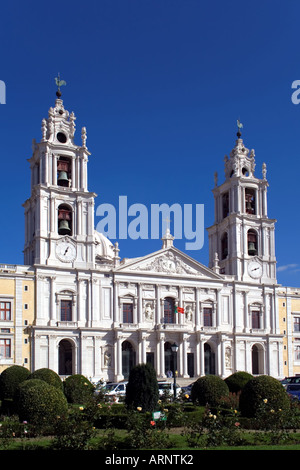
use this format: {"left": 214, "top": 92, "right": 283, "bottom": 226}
{"left": 58, "top": 204, "right": 72, "bottom": 236}
{"left": 164, "top": 297, "right": 175, "bottom": 324}
{"left": 245, "top": 188, "right": 256, "bottom": 214}
{"left": 57, "top": 157, "right": 71, "bottom": 187}
{"left": 247, "top": 229, "right": 257, "bottom": 256}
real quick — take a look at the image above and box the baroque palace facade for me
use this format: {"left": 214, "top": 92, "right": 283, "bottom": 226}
{"left": 0, "top": 93, "right": 299, "bottom": 382}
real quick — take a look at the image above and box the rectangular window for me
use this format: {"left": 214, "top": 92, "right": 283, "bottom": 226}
{"left": 203, "top": 307, "right": 212, "bottom": 327}
{"left": 0, "top": 339, "right": 11, "bottom": 358}
{"left": 295, "top": 345, "right": 300, "bottom": 361}
{"left": 294, "top": 317, "right": 300, "bottom": 332}
{"left": 123, "top": 303, "right": 133, "bottom": 323}
{"left": 164, "top": 298, "right": 175, "bottom": 324}
{"left": 0, "top": 302, "right": 11, "bottom": 320}
{"left": 60, "top": 300, "right": 72, "bottom": 322}
{"left": 252, "top": 310, "right": 260, "bottom": 329}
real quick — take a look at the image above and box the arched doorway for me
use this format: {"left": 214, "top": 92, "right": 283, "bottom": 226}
{"left": 252, "top": 344, "right": 264, "bottom": 375}
{"left": 58, "top": 339, "right": 74, "bottom": 376}
{"left": 204, "top": 343, "right": 215, "bottom": 375}
{"left": 122, "top": 341, "right": 136, "bottom": 379}
{"left": 164, "top": 342, "right": 177, "bottom": 377}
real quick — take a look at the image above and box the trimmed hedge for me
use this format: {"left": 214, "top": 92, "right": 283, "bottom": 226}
{"left": 63, "top": 374, "right": 94, "bottom": 404}
{"left": 239, "top": 375, "right": 290, "bottom": 418}
{"left": 27, "top": 368, "right": 63, "bottom": 390}
{"left": 191, "top": 375, "right": 229, "bottom": 407}
{"left": 0, "top": 365, "right": 30, "bottom": 400}
{"left": 225, "top": 371, "right": 253, "bottom": 394}
{"left": 125, "top": 363, "right": 159, "bottom": 412}
{"left": 16, "top": 379, "right": 68, "bottom": 425}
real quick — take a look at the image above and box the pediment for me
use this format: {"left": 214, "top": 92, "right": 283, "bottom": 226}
{"left": 116, "top": 247, "right": 223, "bottom": 280}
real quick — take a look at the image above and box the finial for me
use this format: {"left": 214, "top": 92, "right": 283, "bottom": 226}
{"left": 162, "top": 217, "right": 174, "bottom": 248}
{"left": 237, "top": 119, "right": 243, "bottom": 138}
{"left": 55, "top": 73, "right": 67, "bottom": 98}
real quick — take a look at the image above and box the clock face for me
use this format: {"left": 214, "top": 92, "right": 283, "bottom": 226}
{"left": 248, "top": 260, "right": 262, "bottom": 279}
{"left": 56, "top": 241, "right": 76, "bottom": 262}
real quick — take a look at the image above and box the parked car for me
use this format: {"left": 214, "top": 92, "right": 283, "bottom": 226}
{"left": 280, "top": 376, "right": 300, "bottom": 388}
{"left": 181, "top": 382, "right": 194, "bottom": 394}
{"left": 158, "top": 381, "right": 181, "bottom": 398}
{"left": 98, "top": 381, "right": 128, "bottom": 401}
{"left": 286, "top": 384, "right": 300, "bottom": 400}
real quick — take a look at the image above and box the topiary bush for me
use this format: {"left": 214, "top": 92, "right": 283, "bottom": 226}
{"left": 27, "top": 368, "right": 63, "bottom": 390}
{"left": 239, "top": 375, "right": 290, "bottom": 418}
{"left": 191, "top": 375, "right": 229, "bottom": 407}
{"left": 16, "top": 379, "right": 68, "bottom": 425}
{"left": 125, "top": 363, "right": 159, "bottom": 412}
{"left": 225, "top": 371, "right": 253, "bottom": 394}
{"left": 0, "top": 365, "right": 30, "bottom": 400}
{"left": 63, "top": 374, "right": 94, "bottom": 404}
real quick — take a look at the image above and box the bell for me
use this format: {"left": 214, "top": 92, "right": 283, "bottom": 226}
{"left": 58, "top": 219, "right": 71, "bottom": 235}
{"left": 57, "top": 171, "right": 69, "bottom": 187}
{"left": 248, "top": 242, "right": 257, "bottom": 255}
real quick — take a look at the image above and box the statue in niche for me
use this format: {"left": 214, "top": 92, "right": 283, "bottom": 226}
{"left": 104, "top": 350, "right": 112, "bottom": 367}
{"left": 225, "top": 347, "right": 231, "bottom": 369}
{"left": 185, "top": 305, "right": 193, "bottom": 322}
{"left": 144, "top": 302, "right": 154, "bottom": 321}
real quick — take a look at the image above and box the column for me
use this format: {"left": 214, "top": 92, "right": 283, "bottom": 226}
{"left": 159, "top": 333, "right": 165, "bottom": 378}
{"left": 200, "top": 336, "right": 205, "bottom": 377}
{"left": 195, "top": 288, "right": 200, "bottom": 329}
{"left": 156, "top": 284, "right": 161, "bottom": 324}
{"left": 71, "top": 157, "right": 75, "bottom": 190}
{"left": 52, "top": 154, "right": 57, "bottom": 185}
{"left": 219, "top": 335, "right": 226, "bottom": 377}
{"left": 50, "top": 276, "right": 56, "bottom": 325}
{"left": 182, "top": 334, "right": 188, "bottom": 378}
{"left": 113, "top": 282, "right": 119, "bottom": 324}
{"left": 244, "top": 291, "right": 249, "bottom": 332}
{"left": 115, "top": 333, "right": 123, "bottom": 381}
{"left": 50, "top": 196, "right": 56, "bottom": 233}
{"left": 195, "top": 333, "right": 201, "bottom": 377}
{"left": 138, "top": 284, "right": 143, "bottom": 323}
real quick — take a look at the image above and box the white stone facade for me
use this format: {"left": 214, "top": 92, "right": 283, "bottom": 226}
{"left": 25, "top": 98, "right": 283, "bottom": 382}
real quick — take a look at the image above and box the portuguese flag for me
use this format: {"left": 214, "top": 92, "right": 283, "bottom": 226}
{"left": 175, "top": 306, "right": 185, "bottom": 314}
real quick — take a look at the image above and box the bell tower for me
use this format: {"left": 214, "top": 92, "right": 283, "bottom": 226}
{"left": 23, "top": 82, "right": 96, "bottom": 268}
{"left": 207, "top": 123, "right": 277, "bottom": 283}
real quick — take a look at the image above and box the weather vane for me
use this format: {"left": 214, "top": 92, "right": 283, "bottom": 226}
{"left": 237, "top": 119, "right": 243, "bottom": 137}
{"left": 55, "top": 73, "right": 67, "bottom": 98}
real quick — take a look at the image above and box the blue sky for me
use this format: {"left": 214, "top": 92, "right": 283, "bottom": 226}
{"left": 0, "top": 0, "right": 300, "bottom": 287}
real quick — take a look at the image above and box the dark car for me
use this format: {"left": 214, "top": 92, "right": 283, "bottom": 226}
{"left": 286, "top": 384, "right": 300, "bottom": 400}
{"left": 280, "top": 376, "right": 300, "bottom": 388}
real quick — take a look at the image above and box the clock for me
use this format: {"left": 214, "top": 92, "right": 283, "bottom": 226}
{"left": 248, "top": 260, "right": 262, "bottom": 279}
{"left": 56, "top": 240, "right": 76, "bottom": 262}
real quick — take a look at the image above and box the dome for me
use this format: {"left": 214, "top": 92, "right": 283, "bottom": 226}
{"left": 94, "top": 230, "right": 114, "bottom": 261}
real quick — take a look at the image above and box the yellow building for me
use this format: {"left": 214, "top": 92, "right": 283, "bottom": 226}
{"left": 0, "top": 264, "right": 34, "bottom": 373}
{"left": 278, "top": 287, "right": 300, "bottom": 378}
